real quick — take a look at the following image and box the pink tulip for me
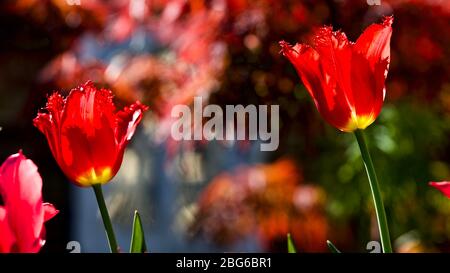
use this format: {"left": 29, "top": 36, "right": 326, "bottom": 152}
{"left": 0, "top": 152, "right": 58, "bottom": 253}
{"left": 429, "top": 181, "right": 450, "bottom": 198}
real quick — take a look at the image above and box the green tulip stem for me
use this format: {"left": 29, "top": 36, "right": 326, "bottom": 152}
{"left": 93, "top": 184, "right": 119, "bottom": 253}
{"left": 354, "top": 129, "right": 392, "bottom": 253}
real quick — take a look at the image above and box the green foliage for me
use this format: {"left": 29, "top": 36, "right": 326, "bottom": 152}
{"left": 287, "top": 233, "right": 297, "bottom": 253}
{"left": 326, "top": 240, "right": 341, "bottom": 253}
{"left": 130, "top": 210, "right": 148, "bottom": 253}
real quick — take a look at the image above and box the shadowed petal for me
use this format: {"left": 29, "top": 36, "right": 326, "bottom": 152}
{"left": 33, "top": 93, "right": 65, "bottom": 168}
{"left": 0, "top": 207, "right": 14, "bottom": 253}
{"left": 280, "top": 41, "right": 353, "bottom": 131}
{"left": 313, "top": 27, "right": 354, "bottom": 108}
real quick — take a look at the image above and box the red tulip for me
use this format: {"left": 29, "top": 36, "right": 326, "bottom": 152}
{"left": 280, "top": 16, "right": 393, "bottom": 132}
{"left": 429, "top": 181, "right": 450, "bottom": 198}
{"left": 34, "top": 81, "right": 148, "bottom": 187}
{"left": 0, "top": 152, "right": 58, "bottom": 253}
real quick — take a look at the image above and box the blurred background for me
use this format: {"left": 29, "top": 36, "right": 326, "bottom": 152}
{"left": 0, "top": 0, "right": 449, "bottom": 253}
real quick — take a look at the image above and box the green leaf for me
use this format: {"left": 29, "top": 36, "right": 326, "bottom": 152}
{"left": 130, "top": 210, "right": 147, "bottom": 253}
{"left": 326, "top": 240, "right": 341, "bottom": 253}
{"left": 287, "top": 233, "right": 296, "bottom": 253}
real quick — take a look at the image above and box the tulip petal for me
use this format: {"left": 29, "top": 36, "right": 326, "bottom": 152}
{"left": 33, "top": 93, "right": 65, "bottom": 165}
{"left": 280, "top": 41, "right": 353, "bottom": 131}
{"left": 60, "top": 82, "right": 119, "bottom": 185}
{"left": 62, "top": 82, "right": 116, "bottom": 136}
{"left": 0, "top": 207, "right": 14, "bottom": 253}
{"left": 355, "top": 16, "right": 393, "bottom": 70}
{"left": 349, "top": 51, "right": 385, "bottom": 129}
{"left": 313, "top": 27, "right": 354, "bottom": 108}
{"left": 116, "top": 101, "right": 149, "bottom": 146}
{"left": 0, "top": 152, "right": 44, "bottom": 252}
{"left": 429, "top": 181, "right": 450, "bottom": 198}
{"left": 43, "top": 203, "right": 59, "bottom": 222}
